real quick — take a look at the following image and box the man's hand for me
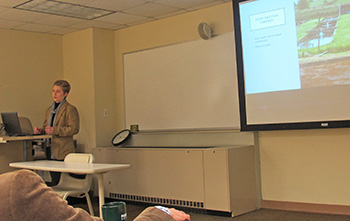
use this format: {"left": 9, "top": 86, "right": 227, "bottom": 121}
{"left": 169, "top": 208, "right": 191, "bottom": 221}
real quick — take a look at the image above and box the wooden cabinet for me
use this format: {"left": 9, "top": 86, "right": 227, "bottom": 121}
{"left": 92, "top": 145, "right": 257, "bottom": 217}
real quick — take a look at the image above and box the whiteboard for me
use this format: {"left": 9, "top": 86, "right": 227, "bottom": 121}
{"left": 124, "top": 32, "right": 240, "bottom": 131}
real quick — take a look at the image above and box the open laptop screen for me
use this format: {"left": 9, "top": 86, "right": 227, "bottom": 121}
{"left": 1, "top": 112, "right": 22, "bottom": 136}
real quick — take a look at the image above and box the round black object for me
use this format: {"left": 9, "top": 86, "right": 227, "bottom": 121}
{"left": 112, "top": 129, "right": 131, "bottom": 146}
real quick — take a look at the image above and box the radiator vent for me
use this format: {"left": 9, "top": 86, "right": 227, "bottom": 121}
{"left": 109, "top": 192, "right": 204, "bottom": 209}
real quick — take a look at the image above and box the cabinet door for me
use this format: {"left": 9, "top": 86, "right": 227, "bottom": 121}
{"left": 93, "top": 148, "right": 205, "bottom": 202}
{"left": 92, "top": 147, "right": 117, "bottom": 163}
{"left": 204, "top": 149, "right": 230, "bottom": 211}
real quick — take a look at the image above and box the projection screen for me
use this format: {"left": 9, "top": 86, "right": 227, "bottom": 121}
{"left": 233, "top": 0, "right": 350, "bottom": 131}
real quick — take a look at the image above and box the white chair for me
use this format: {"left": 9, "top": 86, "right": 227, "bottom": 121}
{"left": 51, "top": 153, "right": 95, "bottom": 216}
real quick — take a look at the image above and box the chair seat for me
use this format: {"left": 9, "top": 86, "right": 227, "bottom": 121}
{"left": 52, "top": 188, "right": 88, "bottom": 198}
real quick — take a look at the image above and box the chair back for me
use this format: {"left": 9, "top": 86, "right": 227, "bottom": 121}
{"left": 64, "top": 153, "right": 94, "bottom": 163}
{"left": 56, "top": 153, "right": 94, "bottom": 190}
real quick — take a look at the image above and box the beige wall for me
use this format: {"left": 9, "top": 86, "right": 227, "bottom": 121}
{"left": 92, "top": 29, "right": 117, "bottom": 147}
{"left": 260, "top": 128, "right": 350, "bottom": 205}
{"left": 0, "top": 27, "right": 116, "bottom": 155}
{"left": 0, "top": 29, "right": 62, "bottom": 126}
{"left": 63, "top": 29, "right": 96, "bottom": 153}
{"left": 62, "top": 28, "right": 116, "bottom": 153}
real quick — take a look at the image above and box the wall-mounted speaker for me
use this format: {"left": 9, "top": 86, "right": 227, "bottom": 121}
{"left": 198, "top": 22, "right": 213, "bottom": 40}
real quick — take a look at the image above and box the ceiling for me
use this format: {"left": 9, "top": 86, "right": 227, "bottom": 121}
{"left": 0, "top": 0, "right": 231, "bottom": 35}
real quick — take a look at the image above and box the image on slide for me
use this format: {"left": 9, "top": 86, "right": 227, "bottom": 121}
{"left": 296, "top": 0, "right": 350, "bottom": 88}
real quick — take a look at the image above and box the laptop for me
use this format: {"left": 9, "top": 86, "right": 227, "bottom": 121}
{"left": 1, "top": 112, "right": 36, "bottom": 136}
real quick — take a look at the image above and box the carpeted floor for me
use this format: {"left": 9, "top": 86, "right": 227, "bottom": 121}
{"left": 72, "top": 198, "right": 350, "bottom": 220}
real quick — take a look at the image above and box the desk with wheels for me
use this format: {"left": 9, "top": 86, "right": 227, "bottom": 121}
{"left": 0, "top": 135, "right": 51, "bottom": 174}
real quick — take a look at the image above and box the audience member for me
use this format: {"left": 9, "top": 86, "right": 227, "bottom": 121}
{"left": 0, "top": 170, "right": 190, "bottom": 221}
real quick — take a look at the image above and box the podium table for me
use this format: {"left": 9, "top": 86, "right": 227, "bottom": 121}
{"left": 0, "top": 135, "right": 51, "bottom": 161}
{"left": 0, "top": 135, "right": 51, "bottom": 174}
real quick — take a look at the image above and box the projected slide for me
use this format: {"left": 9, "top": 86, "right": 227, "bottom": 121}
{"left": 241, "top": 0, "right": 350, "bottom": 94}
{"left": 240, "top": 0, "right": 301, "bottom": 94}
{"left": 296, "top": 0, "right": 350, "bottom": 88}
